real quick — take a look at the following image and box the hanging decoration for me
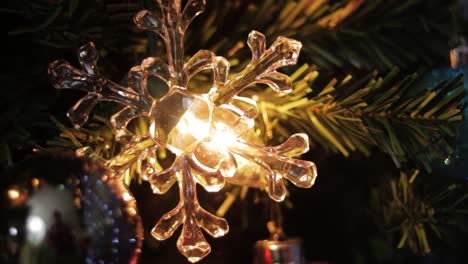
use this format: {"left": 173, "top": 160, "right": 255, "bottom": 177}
{"left": 48, "top": 0, "right": 317, "bottom": 262}
{"left": 253, "top": 202, "right": 306, "bottom": 264}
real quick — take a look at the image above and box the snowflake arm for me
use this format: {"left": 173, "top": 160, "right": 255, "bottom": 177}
{"left": 228, "top": 133, "right": 317, "bottom": 202}
{"left": 213, "top": 31, "right": 301, "bottom": 105}
{"left": 48, "top": 42, "right": 152, "bottom": 133}
{"left": 135, "top": 0, "right": 207, "bottom": 87}
{"left": 151, "top": 157, "right": 229, "bottom": 262}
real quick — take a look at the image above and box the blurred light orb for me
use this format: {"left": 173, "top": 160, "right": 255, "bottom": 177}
{"left": 7, "top": 188, "right": 20, "bottom": 200}
{"left": 8, "top": 227, "right": 18, "bottom": 236}
{"left": 26, "top": 215, "right": 46, "bottom": 245}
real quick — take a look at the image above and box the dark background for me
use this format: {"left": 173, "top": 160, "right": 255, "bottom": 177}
{"left": 3, "top": 0, "right": 468, "bottom": 263}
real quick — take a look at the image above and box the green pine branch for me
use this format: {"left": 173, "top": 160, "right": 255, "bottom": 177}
{"left": 370, "top": 169, "right": 468, "bottom": 255}
{"left": 187, "top": 0, "right": 458, "bottom": 70}
{"left": 6, "top": 0, "right": 460, "bottom": 71}
{"left": 253, "top": 65, "right": 465, "bottom": 171}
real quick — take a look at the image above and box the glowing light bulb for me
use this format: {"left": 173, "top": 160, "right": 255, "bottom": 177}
{"left": 7, "top": 188, "right": 20, "bottom": 200}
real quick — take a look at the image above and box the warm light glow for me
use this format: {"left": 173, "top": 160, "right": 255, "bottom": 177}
{"left": 176, "top": 111, "right": 211, "bottom": 141}
{"left": 32, "top": 178, "right": 40, "bottom": 188}
{"left": 73, "top": 197, "right": 81, "bottom": 208}
{"left": 269, "top": 244, "right": 279, "bottom": 250}
{"left": 127, "top": 207, "right": 137, "bottom": 216}
{"left": 123, "top": 192, "right": 133, "bottom": 202}
{"left": 7, "top": 188, "right": 20, "bottom": 200}
{"left": 211, "top": 129, "right": 238, "bottom": 148}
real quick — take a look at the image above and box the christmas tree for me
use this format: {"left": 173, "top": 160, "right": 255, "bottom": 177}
{"left": 3, "top": 0, "right": 468, "bottom": 263}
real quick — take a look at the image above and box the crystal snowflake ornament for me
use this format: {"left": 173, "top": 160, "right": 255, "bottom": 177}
{"left": 49, "top": 0, "right": 317, "bottom": 262}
